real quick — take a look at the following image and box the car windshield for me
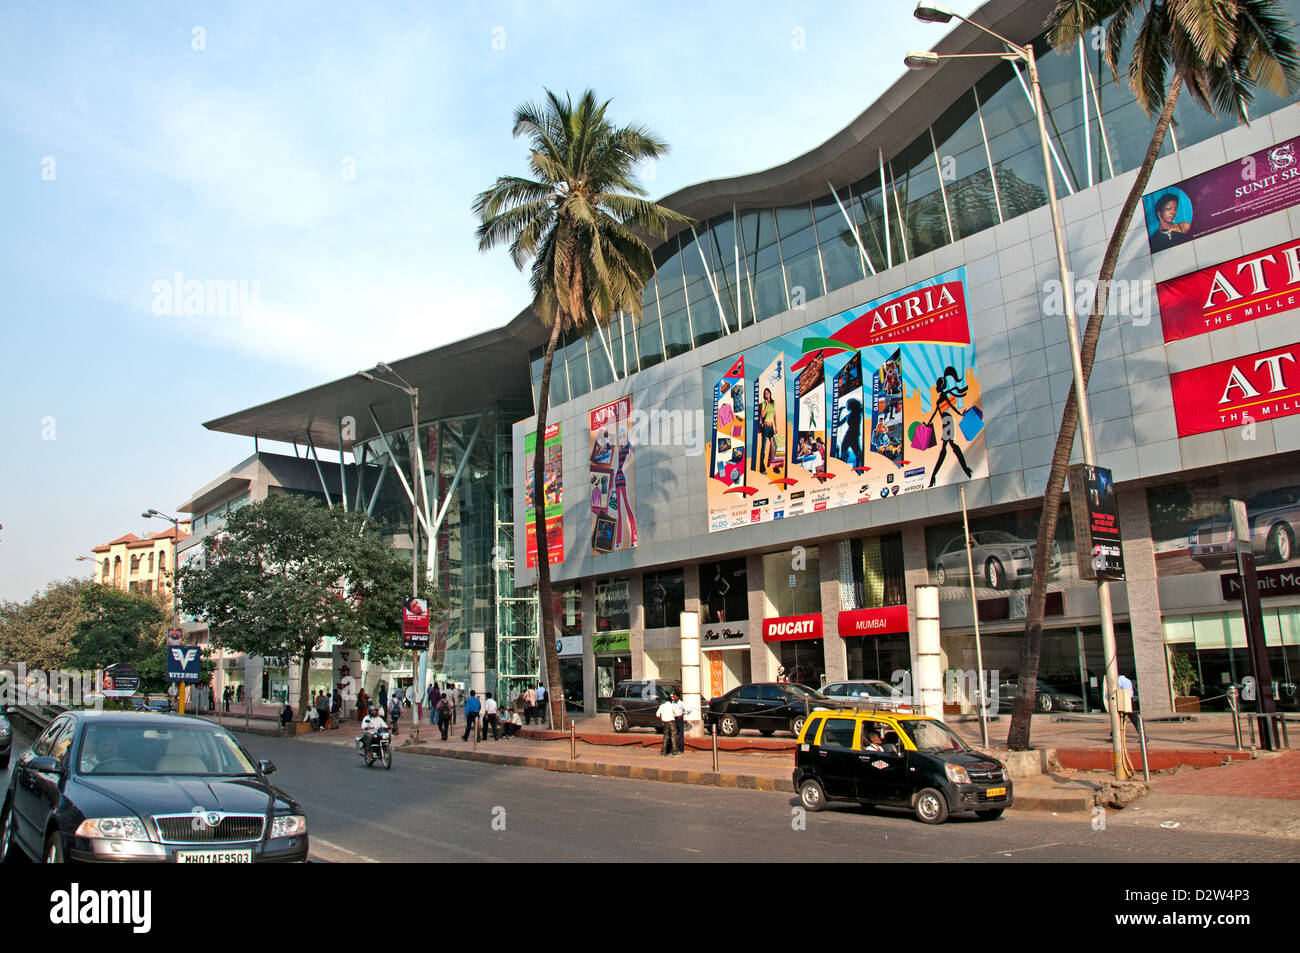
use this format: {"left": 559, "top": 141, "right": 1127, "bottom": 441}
{"left": 784, "top": 684, "right": 825, "bottom": 700}
{"left": 859, "top": 682, "right": 900, "bottom": 697}
{"left": 77, "top": 724, "right": 257, "bottom": 776}
{"left": 898, "top": 719, "right": 969, "bottom": 752}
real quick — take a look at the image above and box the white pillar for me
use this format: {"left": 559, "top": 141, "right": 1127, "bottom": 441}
{"left": 470, "top": 630, "right": 486, "bottom": 697}
{"left": 680, "top": 610, "right": 704, "bottom": 737}
{"left": 915, "top": 586, "right": 945, "bottom": 721}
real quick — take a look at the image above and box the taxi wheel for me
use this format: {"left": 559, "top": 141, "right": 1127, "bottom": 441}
{"left": 44, "top": 831, "right": 65, "bottom": 864}
{"left": 914, "top": 788, "right": 949, "bottom": 825}
{"left": 799, "top": 779, "right": 827, "bottom": 812}
{"left": 976, "top": 808, "right": 1004, "bottom": 820}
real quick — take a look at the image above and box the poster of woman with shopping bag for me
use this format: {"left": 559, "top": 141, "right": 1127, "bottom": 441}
{"left": 926, "top": 366, "right": 975, "bottom": 488}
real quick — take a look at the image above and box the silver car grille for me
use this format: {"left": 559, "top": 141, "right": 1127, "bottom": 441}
{"left": 153, "top": 813, "right": 265, "bottom": 844}
{"left": 966, "top": 764, "right": 1006, "bottom": 783}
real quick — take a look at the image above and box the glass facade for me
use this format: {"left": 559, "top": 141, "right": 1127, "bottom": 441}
{"left": 529, "top": 7, "right": 1300, "bottom": 411}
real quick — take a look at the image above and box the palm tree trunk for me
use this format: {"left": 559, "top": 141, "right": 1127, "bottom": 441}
{"left": 534, "top": 314, "right": 567, "bottom": 730}
{"left": 1007, "top": 75, "right": 1183, "bottom": 751}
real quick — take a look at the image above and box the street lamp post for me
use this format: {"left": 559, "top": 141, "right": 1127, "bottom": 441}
{"left": 143, "top": 508, "right": 185, "bottom": 712}
{"left": 358, "top": 363, "right": 425, "bottom": 741}
{"left": 907, "top": 2, "right": 1126, "bottom": 777}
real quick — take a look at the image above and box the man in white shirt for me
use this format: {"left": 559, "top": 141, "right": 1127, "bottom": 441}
{"left": 656, "top": 695, "right": 677, "bottom": 757}
{"left": 670, "top": 692, "right": 688, "bottom": 756}
{"left": 481, "top": 692, "right": 500, "bottom": 741}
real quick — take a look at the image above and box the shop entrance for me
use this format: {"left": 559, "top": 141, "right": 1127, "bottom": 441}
{"left": 703, "top": 649, "right": 751, "bottom": 699}
{"left": 596, "top": 655, "right": 631, "bottom": 712}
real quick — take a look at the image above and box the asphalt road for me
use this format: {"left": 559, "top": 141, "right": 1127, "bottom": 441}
{"left": 3, "top": 721, "right": 1294, "bottom": 862}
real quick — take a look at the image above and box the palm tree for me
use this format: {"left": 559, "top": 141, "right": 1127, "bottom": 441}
{"left": 475, "top": 89, "right": 692, "bottom": 728}
{"left": 1007, "top": 0, "right": 1298, "bottom": 750}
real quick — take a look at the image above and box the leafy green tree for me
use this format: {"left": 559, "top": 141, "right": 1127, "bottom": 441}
{"left": 71, "top": 584, "right": 165, "bottom": 671}
{"left": 1008, "top": 0, "right": 1299, "bottom": 749}
{"left": 177, "top": 492, "right": 429, "bottom": 715}
{"left": 0, "top": 578, "right": 89, "bottom": 670}
{"left": 475, "top": 89, "right": 690, "bottom": 726}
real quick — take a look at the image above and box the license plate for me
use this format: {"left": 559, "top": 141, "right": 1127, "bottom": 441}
{"left": 986, "top": 786, "right": 1007, "bottom": 799}
{"left": 177, "top": 849, "right": 253, "bottom": 864}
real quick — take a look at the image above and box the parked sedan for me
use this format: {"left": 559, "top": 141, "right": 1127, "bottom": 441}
{"left": 0, "top": 710, "right": 12, "bottom": 768}
{"left": 703, "top": 682, "right": 843, "bottom": 737}
{"left": 1188, "top": 486, "right": 1300, "bottom": 567}
{"left": 932, "top": 531, "right": 1061, "bottom": 590}
{"left": 609, "top": 679, "right": 681, "bottom": 732}
{"left": 820, "top": 680, "right": 912, "bottom": 712}
{"left": 997, "top": 680, "right": 1085, "bottom": 713}
{"left": 1, "top": 710, "right": 308, "bottom": 863}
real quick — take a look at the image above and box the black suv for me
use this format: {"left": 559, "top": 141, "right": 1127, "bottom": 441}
{"left": 609, "top": 680, "right": 681, "bottom": 733}
{"left": 703, "top": 682, "right": 842, "bottom": 738}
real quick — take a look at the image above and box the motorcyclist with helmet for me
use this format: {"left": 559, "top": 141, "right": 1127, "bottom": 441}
{"left": 359, "top": 704, "right": 389, "bottom": 756}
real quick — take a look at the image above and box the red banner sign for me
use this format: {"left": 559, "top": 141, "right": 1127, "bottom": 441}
{"left": 1170, "top": 342, "right": 1300, "bottom": 437}
{"left": 761, "top": 614, "right": 824, "bottom": 642}
{"left": 790, "top": 280, "right": 970, "bottom": 372}
{"left": 1157, "top": 238, "right": 1300, "bottom": 343}
{"left": 837, "top": 605, "right": 909, "bottom": 638}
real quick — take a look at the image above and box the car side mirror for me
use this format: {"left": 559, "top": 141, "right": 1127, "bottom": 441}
{"left": 257, "top": 759, "right": 276, "bottom": 775}
{"left": 28, "top": 756, "right": 60, "bottom": 773}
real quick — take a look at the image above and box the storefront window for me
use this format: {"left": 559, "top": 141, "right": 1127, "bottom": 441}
{"left": 845, "top": 534, "right": 905, "bottom": 609}
{"left": 700, "top": 558, "right": 747, "bottom": 623}
{"left": 560, "top": 658, "right": 584, "bottom": 713}
{"left": 643, "top": 568, "right": 685, "bottom": 629}
{"left": 762, "top": 547, "right": 821, "bottom": 618}
{"left": 594, "top": 577, "right": 630, "bottom": 654}
{"left": 779, "top": 640, "right": 826, "bottom": 689}
{"left": 1164, "top": 609, "right": 1300, "bottom": 712}
{"left": 595, "top": 655, "right": 631, "bottom": 712}
{"left": 925, "top": 507, "right": 1079, "bottom": 599}
{"left": 845, "top": 635, "right": 911, "bottom": 684}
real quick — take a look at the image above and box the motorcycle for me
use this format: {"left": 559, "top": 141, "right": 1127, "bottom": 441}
{"left": 356, "top": 728, "right": 393, "bottom": 769}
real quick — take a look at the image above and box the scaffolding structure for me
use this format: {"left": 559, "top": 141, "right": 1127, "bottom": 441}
{"left": 494, "top": 418, "right": 540, "bottom": 701}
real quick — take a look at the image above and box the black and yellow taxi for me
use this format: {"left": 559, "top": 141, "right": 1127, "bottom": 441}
{"left": 793, "top": 709, "right": 1012, "bottom": 824}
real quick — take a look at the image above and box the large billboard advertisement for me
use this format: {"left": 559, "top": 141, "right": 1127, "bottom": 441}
{"left": 704, "top": 267, "right": 986, "bottom": 532}
{"left": 1156, "top": 237, "right": 1300, "bottom": 343}
{"left": 589, "top": 397, "right": 637, "bottom": 554}
{"left": 1170, "top": 341, "right": 1300, "bottom": 436}
{"left": 524, "top": 422, "right": 564, "bottom": 569}
{"left": 1142, "top": 136, "right": 1300, "bottom": 254}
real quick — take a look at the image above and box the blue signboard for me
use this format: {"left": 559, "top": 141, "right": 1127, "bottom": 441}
{"left": 166, "top": 644, "right": 202, "bottom": 683}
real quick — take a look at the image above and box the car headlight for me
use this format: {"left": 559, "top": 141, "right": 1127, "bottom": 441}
{"left": 75, "top": 817, "right": 150, "bottom": 841}
{"left": 944, "top": 764, "right": 971, "bottom": 785}
{"left": 271, "top": 815, "right": 308, "bottom": 838}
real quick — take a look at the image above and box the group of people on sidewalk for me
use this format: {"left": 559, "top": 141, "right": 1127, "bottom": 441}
{"left": 657, "top": 690, "right": 691, "bottom": 757}
{"left": 417, "top": 682, "right": 550, "bottom": 742}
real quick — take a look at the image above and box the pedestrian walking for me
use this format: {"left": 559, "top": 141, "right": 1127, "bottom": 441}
{"left": 332, "top": 688, "right": 342, "bottom": 728}
{"left": 223, "top": 685, "right": 232, "bottom": 713}
{"left": 535, "top": 682, "right": 548, "bottom": 725}
{"left": 436, "top": 694, "right": 452, "bottom": 740}
{"left": 447, "top": 684, "right": 458, "bottom": 726}
{"left": 316, "top": 692, "right": 330, "bottom": 730}
{"left": 389, "top": 694, "right": 403, "bottom": 735}
{"left": 378, "top": 683, "right": 389, "bottom": 714}
{"left": 523, "top": 685, "right": 536, "bottom": 725}
{"left": 481, "top": 692, "right": 500, "bottom": 741}
{"left": 356, "top": 688, "right": 369, "bottom": 723}
{"left": 656, "top": 694, "right": 676, "bottom": 757}
{"left": 462, "top": 690, "right": 481, "bottom": 741}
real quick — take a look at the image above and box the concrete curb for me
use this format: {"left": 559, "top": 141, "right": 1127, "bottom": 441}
{"left": 1008, "top": 793, "right": 1095, "bottom": 814}
{"left": 404, "top": 743, "right": 796, "bottom": 793}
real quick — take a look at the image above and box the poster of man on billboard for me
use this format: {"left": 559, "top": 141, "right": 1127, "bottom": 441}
{"left": 704, "top": 266, "right": 985, "bottom": 532}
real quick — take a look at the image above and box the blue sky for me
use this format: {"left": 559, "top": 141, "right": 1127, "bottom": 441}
{"left": 0, "top": 0, "right": 982, "bottom": 601}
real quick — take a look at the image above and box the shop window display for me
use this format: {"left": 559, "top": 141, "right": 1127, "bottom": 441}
{"left": 924, "top": 507, "right": 1079, "bottom": 599}
{"left": 643, "top": 568, "right": 686, "bottom": 629}
{"left": 1164, "top": 610, "right": 1300, "bottom": 712}
{"left": 762, "top": 547, "right": 821, "bottom": 618}
{"left": 700, "top": 558, "right": 747, "bottom": 623}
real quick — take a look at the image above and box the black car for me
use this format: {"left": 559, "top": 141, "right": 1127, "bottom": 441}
{"left": 1, "top": 710, "right": 308, "bottom": 863}
{"left": 0, "top": 709, "right": 12, "bottom": 768}
{"left": 703, "top": 682, "right": 842, "bottom": 738}
{"left": 609, "top": 679, "right": 681, "bottom": 732}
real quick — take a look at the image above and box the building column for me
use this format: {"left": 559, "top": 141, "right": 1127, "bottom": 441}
{"left": 581, "top": 579, "right": 596, "bottom": 718}
{"left": 822, "top": 542, "right": 848, "bottom": 684}
{"left": 629, "top": 572, "right": 646, "bottom": 680}
{"left": 901, "top": 522, "right": 930, "bottom": 698}
{"left": 747, "top": 554, "right": 778, "bottom": 680}
{"left": 1117, "top": 486, "right": 1171, "bottom": 717}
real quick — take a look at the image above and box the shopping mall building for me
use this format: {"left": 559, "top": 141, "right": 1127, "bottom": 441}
{"left": 207, "top": 0, "right": 1300, "bottom": 719}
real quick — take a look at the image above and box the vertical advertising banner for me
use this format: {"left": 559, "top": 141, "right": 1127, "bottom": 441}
{"left": 524, "top": 423, "right": 564, "bottom": 569}
{"left": 589, "top": 397, "right": 637, "bottom": 554}
{"left": 710, "top": 356, "right": 748, "bottom": 489}
{"left": 705, "top": 266, "right": 985, "bottom": 532}
{"left": 1069, "top": 464, "right": 1125, "bottom": 580}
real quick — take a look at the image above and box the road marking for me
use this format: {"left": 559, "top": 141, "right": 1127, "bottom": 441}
{"left": 310, "top": 837, "right": 381, "bottom": 864}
